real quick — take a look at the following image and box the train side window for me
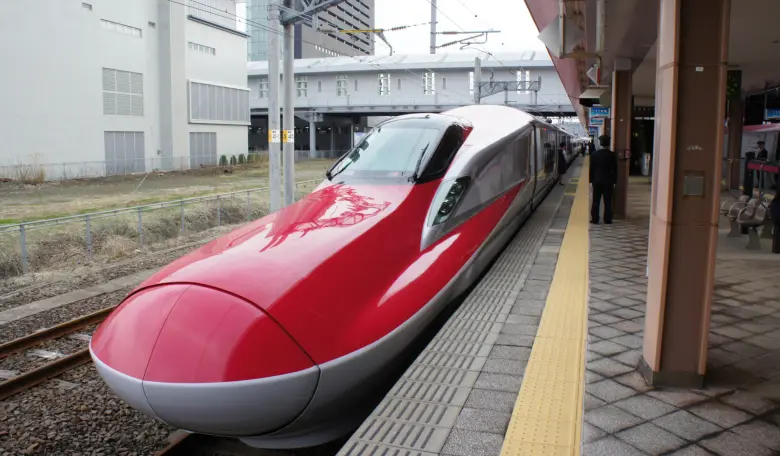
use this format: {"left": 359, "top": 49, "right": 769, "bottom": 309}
{"left": 418, "top": 125, "right": 464, "bottom": 182}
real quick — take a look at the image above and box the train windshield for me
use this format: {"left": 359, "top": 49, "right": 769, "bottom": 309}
{"left": 328, "top": 123, "right": 443, "bottom": 180}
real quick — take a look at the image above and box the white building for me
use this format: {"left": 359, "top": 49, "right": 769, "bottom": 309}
{"left": 0, "top": 0, "right": 250, "bottom": 180}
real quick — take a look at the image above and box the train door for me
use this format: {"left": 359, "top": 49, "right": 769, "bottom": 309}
{"left": 534, "top": 125, "right": 548, "bottom": 192}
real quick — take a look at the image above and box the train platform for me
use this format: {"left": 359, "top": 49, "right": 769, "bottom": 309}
{"left": 337, "top": 158, "right": 780, "bottom": 456}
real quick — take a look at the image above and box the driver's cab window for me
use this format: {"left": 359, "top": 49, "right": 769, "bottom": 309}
{"left": 329, "top": 124, "right": 441, "bottom": 179}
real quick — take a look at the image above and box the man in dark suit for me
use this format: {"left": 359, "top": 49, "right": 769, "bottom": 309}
{"left": 590, "top": 135, "right": 618, "bottom": 224}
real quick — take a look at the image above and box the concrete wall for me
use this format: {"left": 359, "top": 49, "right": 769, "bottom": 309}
{"left": 0, "top": 0, "right": 249, "bottom": 180}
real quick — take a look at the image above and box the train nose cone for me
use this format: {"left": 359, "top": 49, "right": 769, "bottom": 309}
{"left": 90, "top": 284, "right": 319, "bottom": 436}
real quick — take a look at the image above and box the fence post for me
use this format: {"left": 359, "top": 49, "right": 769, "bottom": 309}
{"left": 19, "top": 224, "right": 29, "bottom": 274}
{"left": 217, "top": 195, "right": 221, "bottom": 227}
{"left": 180, "top": 200, "right": 185, "bottom": 234}
{"left": 246, "top": 191, "right": 251, "bottom": 221}
{"left": 137, "top": 207, "right": 144, "bottom": 248}
{"left": 85, "top": 215, "right": 93, "bottom": 261}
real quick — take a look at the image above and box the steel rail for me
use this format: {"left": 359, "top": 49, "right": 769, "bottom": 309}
{"left": 0, "top": 306, "right": 114, "bottom": 360}
{"left": 0, "top": 348, "right": 92, "bottom": 401}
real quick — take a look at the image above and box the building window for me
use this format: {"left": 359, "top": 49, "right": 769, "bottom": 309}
{"left": 354, "top": 79, "right": 359, "bottom": 92}
{"left": 423, "top": 72, "right": 435, "bottom": 95}
{"left": 82, "top": 3, "right": 93, "bottom": 10}
{"left": 469, "top": 71, "right": 475, "bottom": 96}
{"left": 102, "top": 68, "right": 144, "bottom": 116}
{"left": 296, "top": 75, "right": 308, "bottom": 97}
{"left": 188, "top": 41, "right": 216, "bottom": 55}
{"left": 190, "top": 132, "right": 217, "bottom": 168}
{"left": 397, "top": 78, "right": 402, "bottom": 90}
{"left": 104, "top": 132, "right": 144, "bottom": 175}
{"left": 101, "top": 19, "right": 142, "bottom": 38}
{"left": 442, "top": 77, "right": 447, "bottom": 90}
{"left": 517, "top": 70, "right": 531, "bottom": 94}
{"left": 189, "top": 81, "right": 250, "bottom": 124}
{"left": 378, "top": 73, "right": 390, "bottom": 96}
{"left": 336, "top": 75, "right": 348, "bottom": 96}
{"left": 318, "top": 80, "right": 322, "bottom": 93}
{"left": 258, "top": 77, "right": 268, "bottom": 98}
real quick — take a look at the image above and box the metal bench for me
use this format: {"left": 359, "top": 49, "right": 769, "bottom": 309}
{"left": 727, "top": 197, "right": 757, "bottom": 237}
{"left": 737, "top": 201, "right": 769, "bottom": 250}
{"left": 721, "top": 194, "right": 749, "bottom": 217}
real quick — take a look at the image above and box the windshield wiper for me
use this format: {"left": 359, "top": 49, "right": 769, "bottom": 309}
{"left": 412, "top": 144, "right": 430, "bottom": 182}
{"left": 325, "top": 169, "right": 333, "bottom": 180}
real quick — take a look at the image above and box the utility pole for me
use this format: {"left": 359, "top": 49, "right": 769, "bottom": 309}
{"left": 268, "top": 0, "right": 282, "bottom": 212}
{"left": 430, "top": 0, "right": 437, "bottom": 54}
{"left": 474, "top": 57, "right": 482, "bottom": 104}
{"left": 267, "top": 0, "right": 350, "bottom": 208}
{"left": 282, "top": 0, "right": 295, "bottom": 206}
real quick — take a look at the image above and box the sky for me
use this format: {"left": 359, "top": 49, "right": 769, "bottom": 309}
{"left": 237, "top": 0, "right": 546, "bottom": 56}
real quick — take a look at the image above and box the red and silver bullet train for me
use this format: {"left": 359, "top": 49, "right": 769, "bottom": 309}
{"left": 90, "top": 104, "right": 577, "bottom": 448}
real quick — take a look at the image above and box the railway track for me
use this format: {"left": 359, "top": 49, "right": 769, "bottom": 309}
{"left": 0, "top": 305, "right": 115, "bottom": 400}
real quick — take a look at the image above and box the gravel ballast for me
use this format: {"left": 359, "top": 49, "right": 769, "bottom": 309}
{"left": 0, "top": 364, "right": 174, "bottom": 456}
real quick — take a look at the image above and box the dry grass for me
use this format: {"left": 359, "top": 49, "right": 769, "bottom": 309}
{"left": 0, "top": 153, "right": 46, "bottom": 185}
{"left": 1, "top": 159, "right": 333, "bottom": 223}
{"left": 0, "top": 183, "right": 319, "bottom": 280}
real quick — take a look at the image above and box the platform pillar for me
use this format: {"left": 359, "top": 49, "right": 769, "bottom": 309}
{"left": 641, "top": 0, "right": 730, "bottom": 388}
{"left": 309, "top": 119, "right": 317, "bottom": 159}
{"left": 727, "top": 96, "right": 744, "bottom": 191}
{"left": 611, "top": 69, "right": 633, "bottom": 219}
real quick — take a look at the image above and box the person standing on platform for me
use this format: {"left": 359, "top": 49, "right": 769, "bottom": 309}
{"left": 558, "top": 141, "right": 569, "bottom": 186}
{"left": 757, "top": 141, "right": 769, "bottom": 161}
{"left": 590, "top": 134, "right": 618, "bottom": 224}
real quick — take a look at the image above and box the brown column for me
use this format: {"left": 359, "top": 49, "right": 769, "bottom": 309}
{"left": 611, "top": 70, "right": 633, "bottom": 218}
{"left": 641, "top": 0, "right": 730, "bottom": 387}
{"left": 727, "top": 97, "right": 744, "bottom": 191}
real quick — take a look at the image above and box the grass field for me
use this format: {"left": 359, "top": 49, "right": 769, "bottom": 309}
{"left": 0, "top": 160, "right": 334, "bottom": 223}
{"left": 0, "top": 160, "right": 335, "bottom": 278}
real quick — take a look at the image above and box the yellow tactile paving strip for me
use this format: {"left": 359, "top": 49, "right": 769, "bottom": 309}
{"left": 500, "top": 159, "right": 590, "bottom": 456}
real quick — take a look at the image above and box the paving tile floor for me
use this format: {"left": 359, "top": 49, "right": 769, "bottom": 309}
{"left": 582, "top": 178, "right": 780, "bottom": 455}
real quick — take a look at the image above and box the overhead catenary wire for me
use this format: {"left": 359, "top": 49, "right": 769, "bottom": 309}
{"left": 170, "top": 0, "right": 478, "bottom": 102}
{"left": 174, "top": 0, "right": 555, "bottom": 109}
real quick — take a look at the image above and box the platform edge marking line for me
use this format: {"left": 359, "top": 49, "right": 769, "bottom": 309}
{"left": 499, "top": 159, "right": 589, "bottom": 456}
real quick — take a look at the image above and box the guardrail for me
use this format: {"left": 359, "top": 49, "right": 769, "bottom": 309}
{"left": 0, "top": 179, "right": 323, "bottom": 276}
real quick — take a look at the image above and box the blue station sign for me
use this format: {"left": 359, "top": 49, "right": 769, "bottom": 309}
{"left": 588, "top": 127, "right": 599, "bottom": 136}
{"left": 590, "top": 117, "right": 604, "bottom": 126}
{"left": 590, "top": 107, "right": 610, "bottom": 118}
{"left": 766, "top": 109, "right": 780, "bottom": 120}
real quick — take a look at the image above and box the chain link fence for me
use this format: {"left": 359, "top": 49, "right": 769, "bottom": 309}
{"left": 0, "top": 179, "right": 321, "bottom": 278}
{"left": 0, "top": 151, "right": 348, "bottom": 183}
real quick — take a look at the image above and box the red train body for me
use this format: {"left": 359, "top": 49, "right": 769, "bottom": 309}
{"left": 90, "top": 105, "right": 576, "bottom": 448}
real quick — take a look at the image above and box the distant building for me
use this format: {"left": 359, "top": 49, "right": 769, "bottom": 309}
{"left": 246, "top": 52, "right": 576, "bottom": 157}
{"left": 0, "top": 0, "right": 250, "bottom": 180}
{"left": 246, "top": 0, "right": 375, "bottom": 61}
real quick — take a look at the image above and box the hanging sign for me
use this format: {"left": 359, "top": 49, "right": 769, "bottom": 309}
{"left": 590, "top": 118, "right": 604, "bottom": 126}
{"left": 766, "top": 109, "right": 780, "bottom": 121}
{"left": 590, "top": 107, "right": 610, "bottom": 119}
{"left": 588, "top": 127, "right": 599, "bottom": 136}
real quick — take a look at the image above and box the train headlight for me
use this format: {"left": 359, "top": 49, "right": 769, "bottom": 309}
{"left": 433, "top": 177, "right": 469, "bottom": 225}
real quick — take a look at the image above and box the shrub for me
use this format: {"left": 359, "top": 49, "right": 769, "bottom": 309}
{"left": 229, "top": 156, "right": 238, "bottom": 166}
{"left": 219, "top": 155, "right": 228, "bottom": 166}
{"left": 238, "top": 154, "right": 246, "bottom": 165}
